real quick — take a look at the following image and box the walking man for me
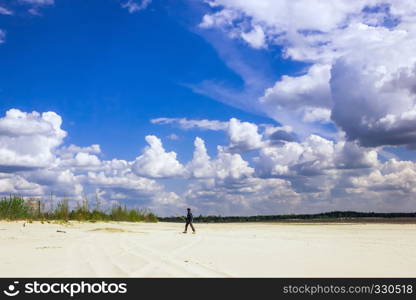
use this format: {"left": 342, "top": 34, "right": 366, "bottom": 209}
{"left": 183, "top": 208, "right": 196, "bottom": 234}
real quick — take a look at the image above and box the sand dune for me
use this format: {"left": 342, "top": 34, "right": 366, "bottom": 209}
{"left": 0, "top": 221, "right": 415, "bottom": 277}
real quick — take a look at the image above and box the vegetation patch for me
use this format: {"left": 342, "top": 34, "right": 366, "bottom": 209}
{"left": 0, "top": 195, "right": 158, "bottom": 223}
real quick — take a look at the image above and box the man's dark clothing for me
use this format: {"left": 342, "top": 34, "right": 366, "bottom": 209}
{"left": 186, "top": 211, "right": 193, "bottom": 223}
{"left": 184, "top": 211, "right": 195, "bottom": 232}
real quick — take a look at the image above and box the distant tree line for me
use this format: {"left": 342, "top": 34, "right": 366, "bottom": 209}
{"left": 160, "top": 211, "right": 416, "bottom": 223}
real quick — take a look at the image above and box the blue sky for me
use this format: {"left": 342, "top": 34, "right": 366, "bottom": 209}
{"left": 1, "top": 0, "right": 416, "bottom": 216}
{"left": 0, "top": 0, "right": 296, "bottom": 161}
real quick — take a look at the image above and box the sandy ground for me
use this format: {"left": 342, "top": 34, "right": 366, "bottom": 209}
{"left": 0, "top": 221, "right": 415, "bottom": 277}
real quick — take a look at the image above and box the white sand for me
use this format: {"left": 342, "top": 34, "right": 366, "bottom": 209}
{"left": 0, "top": 221, "right": 415, "bottom": 277}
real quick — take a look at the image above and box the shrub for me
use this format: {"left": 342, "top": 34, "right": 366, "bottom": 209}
{"left": 0, "top": 195, "right": 30, "bottom": 220}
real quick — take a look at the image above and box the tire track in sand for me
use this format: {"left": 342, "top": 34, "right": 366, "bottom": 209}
{"left": 119, "top": 233, "right": 231, "bottom": 277}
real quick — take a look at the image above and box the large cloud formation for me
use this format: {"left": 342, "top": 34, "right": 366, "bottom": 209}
{"left": 200, "top": 0, "right": 416, "bottom": 148}
{"left": 2, "top": 108, "right": 416, "bottom": 215}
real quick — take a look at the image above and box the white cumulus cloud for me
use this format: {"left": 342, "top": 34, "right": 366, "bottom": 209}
{"left": 132, "top": 135, "right": 185, "bottom": 178}
{"left": 0, "top": 109, "right": 66, "bottom": 172}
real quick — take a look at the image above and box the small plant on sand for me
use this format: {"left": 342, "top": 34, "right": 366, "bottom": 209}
{"left": 140, "top": 208, "right": 158, "bottom": 223}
